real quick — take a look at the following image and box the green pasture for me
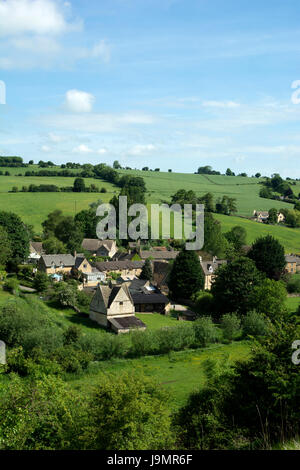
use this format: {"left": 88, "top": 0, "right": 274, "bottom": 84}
{"left": 68, "top": 341, "right": 251, "bottom": 410}
{"left": 0, "top": 166, "right": 299, "bottom": 250}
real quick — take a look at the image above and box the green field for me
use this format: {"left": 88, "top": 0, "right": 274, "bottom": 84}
{"left": 215, "top": 213, "right": 300, "bottom": 253}
{"left": 67, "top": 341, "right": 251, "bottom": 410}
{"left": 286, "top": 296, "right": 300, "bottom": 313}
{"left": 0, "top": 165, "right": 300, "bottom": 252}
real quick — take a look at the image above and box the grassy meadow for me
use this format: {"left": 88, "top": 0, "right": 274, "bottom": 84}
{"left": 67, "top": 341, "right": 251, "bottom": 410}
{"left": 0, "top": 165, "right": 299, "bottom": 252}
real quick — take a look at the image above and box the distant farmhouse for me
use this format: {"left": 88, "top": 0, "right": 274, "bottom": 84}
{"left": 121, "top": 278, "right": 170, "bottom": 314}
{"left": 252, "top": 210, "right": 285, "bottom": 224}
{"left": 38, "top": 253, "right": 105, "bottom": 286}
{"left": 94, "top": 260, "right": 144, "bottom": 277}
{"left": 285, "top": 255, "right": 300, "bottom": 274}
{"left": 200, "top": 257, "right": 228, "bottom": 290}
{"left": 82, "top": 239, "right": 118, "bottom": 259}
{"left": 89, "top": 283, "right": 147, "bottom": 334}
{"left": 28, "top": 241, "right": 45, "bottom": 262}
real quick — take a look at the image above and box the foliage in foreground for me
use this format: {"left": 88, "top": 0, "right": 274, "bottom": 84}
{"left": 174, "top": 319, "right": 300, "bottom": 449}
{"left": 0, "top": 372, "right": 173, "bottom": 450}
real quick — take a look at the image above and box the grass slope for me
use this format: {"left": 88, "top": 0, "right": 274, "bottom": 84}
{"left": 215, "top": 214, "right": 300, "bottom": 253}
{"left": 68, "top": 341, "right": 251, "bottom": 410}
{"left": 0, "top": 166, "right": 299, "bottom": 252}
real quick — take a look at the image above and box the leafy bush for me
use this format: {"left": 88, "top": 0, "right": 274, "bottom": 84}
{"left": 193, "top": 292, "right": 215, "bottom": 315}
{"left": 156, "top": 325, "right": 195, "bottom": 353}
{"left": 51, "top": 346, "right": 93, "bottom": 373}
{"left": 286, "top": 278, "right": 300, "bottom": 294}
{"left": 242, "top": 310, "right": 269, "bottom": 338}
{"left": 175, "top": 319, "right": 300, "bottom": 449}
{"left": 129, "top": 330, "right": 159, "bottom": 357}
{"left": 193, "top": 316, "right": 219, "bottom": 347}
{"left": 3, "top": 278, "right": 19, "bottom": 294}
{"left": 220, "top": 313, "right": 242, "bottom": 342}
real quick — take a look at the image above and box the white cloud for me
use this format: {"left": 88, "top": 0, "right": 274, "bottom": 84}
{"left": 130, "top": 144, "right": 156, "bottom": 155}
{"left": 202, "top": 100, "right": 240, "bottom": 108}
{"left": 43, "top": 111, "right": 155, "bottom": 133}
{"left": 0, "top": 0, "right": 75, "bottom": 37}
{"left": 91, "top": 40, "right": 111, "bottom": 63}
{"left": 72, "top": 144, "right": 107, "bottom": 154}
{"left": 0, "top": 1, "right": 111, "bottom": 70}
{"left": 48, "top": 132, "right": 66, "bottom": 143}
{"left": 72, "top": 144, "right": 93, "bottom": 154}
{"left": 97, "top": 148, "right": 107, "bottom": 154}
{"left": 64, "top": 90, "right": 95, "bottom": 113}
{"left": 41, "top": 145, "right": 51, "bottom": 152}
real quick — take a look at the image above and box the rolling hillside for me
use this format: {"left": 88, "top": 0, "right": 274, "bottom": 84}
{"left": 0, "top": 165, "right": 299, "bottom": 253}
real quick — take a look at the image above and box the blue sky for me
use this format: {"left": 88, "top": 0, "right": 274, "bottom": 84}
{"left": 1, "top": 0, "right": 300, "bottom": 176}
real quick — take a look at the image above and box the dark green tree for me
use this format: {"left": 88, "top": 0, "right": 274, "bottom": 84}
{"left": 33, "top": 272, "right": 50, "bottom": 292}
{"left": 268, "top": 208, "right": 278, "bottom": 224}
{"left": 203, "top": 213, "right": 228, "bottom": 258}
{"left": 211, "top": 257, "right": 263, "bottom": 315}
{"left": 74, "top": 208, "right": 99, "bottom": 239}
{"left": 73, "top": 178, "right": 86, "bottom": 193}
{"left": 42, "top": 210, "right": 65, "bottom": 238}
{"left": 54, "top": 217, "right": 84, "bottom": 253}
{"left": 0, "top": 211, "right": 30, "bottom": 264}
{"left": 168, "top": 250, "right": 204, "bottom": 301}
{"left": 140, "top": 258, "right": 153, "bottom": 281}
{"left": 0, "top": 226, "right": 12, "bottom": 266}
{"left": 248, "top": 235, "right": 286, "bottom": 280}
{"left": 224, "top": 226, "right": 247, "bottom": 253}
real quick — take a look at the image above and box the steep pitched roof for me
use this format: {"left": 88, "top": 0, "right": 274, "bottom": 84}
{"left": 40, "top": 254, "right": 75, "bottom": 268}
{"left": 30, "top": 241, "right": 44, "bottom": 255}
{"left": 74, "top": 255, "right": 89, "bottom": 269}
{"left": 285, "top": 255, "right": 300, "bottom": 264}
{"left": 82, "top": 238, "right": 115, "bottom": 252}
{"left": 139, "top": 250, "right": 179, "bottom": 260}
{"left": 90, "top": 284, "right": 133, "bottom": 312}
{"left": 131, "top": 292, "right": 169, "bottom": 305}
{"left": 200, "top": 259, "right": 227, "bottom": 276}
{"left": 108, "top": 316, "right": 146, "bottom": 330}
{"left": 152, "top": 261, "right": 171, "bottom": 287}
{"left": 94, "top": 260, "right": 144, "bottom": 272}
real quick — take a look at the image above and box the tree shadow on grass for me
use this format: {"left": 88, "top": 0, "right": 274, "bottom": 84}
{"left": 45, "top": 299, "right": 108, "bottom": 332}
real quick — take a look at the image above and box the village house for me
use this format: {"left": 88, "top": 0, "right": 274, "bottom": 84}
{"left": 121, "top": 278, "right": 171, "bottom": 314}
{"left": 200, "top": 257, "right": 228, "bottom": 290}
{"left": 93, "top": 260, "right": 144, "bottom": 278}
{"left": 139, "top": 250, "right": 179, "bottom": 262}
{"left": 89, "top": 283, "right": 147, "bottom": 333}
{"left": 81, "top": 238, "right": 118, "bottom": 258}
{"left": 38, "top": 253, "right": 92, "bottom": 276}
{"left": 285, "top": 255, "right": 300, "bottom": 274}
{"left": 252, "top": 210, "right": 285, "bottom": 224}
{"left": 152, "top": 261, "right": 171, "bottom": 294}
{"left": 28, "top": 241, "right": 44, "bottom": 262}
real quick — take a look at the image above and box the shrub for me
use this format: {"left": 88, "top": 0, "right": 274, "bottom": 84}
{"left": 3, "top": 278, "right": 19, "bottom": 294}
{"left": 286, "top": 278, "right": 300, "bottom": 294}
{"left": 129, "top": 330, "right": 159, "bottom": 357}
{"left": 193, "top": 292, "right": 215, "bottom": 315}
{"left": 220, "top": 313, "right": 241, "bottom": 342}
{"left": 156, "top": 325, "right": 195, "bottom": 353}
{"left": 51, "top": 346, "right": 93, "bottom": 373}
{"left": 242, "top": 310, "right": 269, "bottom": 338}
{"left": 33, "top": 272, "right": 50, "bottom": 292}
{"left": 193, "top": 316, "right": 219, "bottom": 347}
